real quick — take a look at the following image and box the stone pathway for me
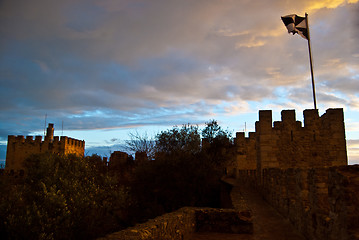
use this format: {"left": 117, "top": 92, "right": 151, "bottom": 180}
{"left": 189, "top": 179, "right": 306, "bottom": 240}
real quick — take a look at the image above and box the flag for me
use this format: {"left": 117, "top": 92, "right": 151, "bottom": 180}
{"left": 281, "top": 14, "right": 308, "bottom": 40}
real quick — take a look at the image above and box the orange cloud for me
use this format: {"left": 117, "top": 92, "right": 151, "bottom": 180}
{"left": 307, "top": 0, "right": 358, "bottom": 10}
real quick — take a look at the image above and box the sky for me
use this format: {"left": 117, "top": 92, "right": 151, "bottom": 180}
{"left": 1, "top": 0, "right": 359, "bottom": 163}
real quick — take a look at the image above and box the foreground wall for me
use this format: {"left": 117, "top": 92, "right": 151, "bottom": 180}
{"left": 98, "top": 207, "right": 196, "bottom": 240}
{"left": 238, "top": 165, "right": 359, "bottom": 240}
{"left": 98, "top": 207, "right": 253, "bottom": 240}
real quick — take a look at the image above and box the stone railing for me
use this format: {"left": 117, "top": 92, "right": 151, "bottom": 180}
{"left": 98, "top": 207, "right": 253, "bottom": 240}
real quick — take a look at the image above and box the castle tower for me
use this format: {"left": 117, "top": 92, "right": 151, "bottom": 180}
{"left": 45, "top": 123, "right": 54, "bottom": 142}
{"left": 5, "top": 124, "right": 85, "bottom": 176}
{"left": 233, "top": 108, "right": 348, "bottom": 176}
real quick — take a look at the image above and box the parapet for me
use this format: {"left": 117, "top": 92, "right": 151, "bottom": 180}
{"left": 7, "top": 134, "right": 84, "bottom": 148}
{"left": 7, "top": 124, "right": 85, "bottom": 148}
{"left": 52, "top": 136, "right": 85, "bottom": 147}
{"left": 6, "top": 125, "right": 86, "bottom": 173}
{"left": 255, "top": 110, "right": 272, "bottom": 133}
{"left": 303, "top": 109, "right": 319, "bottom": 128}
{"left": 16, "top": 135, "right": 25, "bottom": 142}
{"left": 236, "top": 132, "right": 245, "bottom": 141}
{"left": 8, "top": 135, "right": 43, "bottom": 144}
{"left": 235, "top": 131, "right": 256, "bottom": 146}
{"left": 281, "top": 110, "right": 296, "bottom": 122}
{"left": 320, "top": 108, "right": 344, "bottom": 124}
{"left": 236, "top": 108, "right": 346, "bottom": 142}
{"left": 7, "top": 135, "right": 16, "bottom": 142}
{"left": 234, "top": 108, "right": 347, "bottom": 170}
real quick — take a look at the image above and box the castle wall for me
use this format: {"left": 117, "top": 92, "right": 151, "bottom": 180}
{"left": 6, "top": 135, "right": 43, "bottom": 173}
{"left": 5, "top": 132, "right": 85, "bottom": 175}
{"left": 230, "top": 108, "right": 352, "bottom": 239}
{"left": 60, "top": 136, "right": 85, "bottom": 156}
{"left": 237, "top": 165, "right": 359, "bottom": 240}
{"left": 233, "top": 132, "right": 256, "bottom": 172}
{"left": 233, "top": 108, "right": 347, "bottom": 173}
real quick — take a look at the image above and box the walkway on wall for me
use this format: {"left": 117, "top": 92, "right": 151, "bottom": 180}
{"left": 189, "top": 178, "right": 306, "bottom": 240}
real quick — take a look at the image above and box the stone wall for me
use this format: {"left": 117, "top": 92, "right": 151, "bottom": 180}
{"left": 233, "top": 132, "right": 256, "bottom": 172}
{"left": 231, "top": 108, "right": 347, "bottom": 175}
{"left": 98, "top": 207, "right": 196, "bottom": 240}
{"left": 5, "top": 124, "right": 85, "bottom": 175}
{"left": 238, "top": 165, "right": 359, "bottom": 240}
{"left": 98, "top": 207, "right": 253, "bottom": 240}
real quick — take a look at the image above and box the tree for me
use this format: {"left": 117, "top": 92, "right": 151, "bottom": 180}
{"left": 202, "top": 120, "right": 231, "bottom": 143}
{"left": 0, "top": 153, "right": 129, "bottom": 240}
{"left": 202, "top": 120, "right": 235, "bottom": 168}
{"left": 155, "top": 124, "right": 201, "bottom": 156}
{"left": 125, "top": 131, "right": 155, "bottom": 159}
{"left": 129, "top": 123, "right": 222, "bottom": 221}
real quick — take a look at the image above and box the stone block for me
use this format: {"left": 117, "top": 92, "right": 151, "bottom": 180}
{"left": 195, "top": 209, "right": 253, "bottom": 234}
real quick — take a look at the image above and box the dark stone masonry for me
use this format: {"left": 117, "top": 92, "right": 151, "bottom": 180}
{"left": 98, "top": 208, "right": 253, "bottom": 240}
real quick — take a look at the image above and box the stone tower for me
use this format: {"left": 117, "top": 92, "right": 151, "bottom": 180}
{"left": 231, "top": 108, "right": 347, "bottom": 175}
{"left": 5, "top": 123, "right": 85, "bottom": 176}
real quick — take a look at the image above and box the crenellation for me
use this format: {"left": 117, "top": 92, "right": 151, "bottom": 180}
{"left": 53, "top": 136, "right": 59, "bottom": 143}
{"left": 303, "top": 109, "right": 319, "bottom": 128}
{"left": 282, "top": 109, "right": 296, "bottom": 122}
{"left": 16, "top": 135, "right": 25, "bottom": 142}
{"left": 25, "top": 136, "right": 33, "bottom": 142}
{"left": 8, "top": 135, "right": 15, "bottom": 141}
{"left": 5, "top": 124, "right": 85, "bottom": 175}
{"left": 236, "top": 131, "right": 245, "bottom": 140}
{"left": 256, "top": 110, "right": 272, "bottom": 133}
{"left": 259, "top": 110, "right": 272, "bottom": 122}
{"left": 235, "top": 132, "right": 245, "bottom": 147}
{"left": 232, "top": 108, "right": 347, "bottom": 175}
{"left": 35, "top": 136, "right": 42, "bottom": 143}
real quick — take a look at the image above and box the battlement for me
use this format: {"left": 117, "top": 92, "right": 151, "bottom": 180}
{"left": 252, "top": 108, "right": 344, "bottom": 132}
{"left": 5, "top": 124, "right": 85, "bottom": 175}
{"left": 232, "top": 108, "right": 347, "bottom": 173}
{"left": 7, "top": 135, "right": 85, "bottom": 148}
{"left": 55, "top": 136, "right": 85, "bottom": 148}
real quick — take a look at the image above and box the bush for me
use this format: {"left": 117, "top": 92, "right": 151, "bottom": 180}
{"left": 0, "top": 153, "right": 129, "bottom": 240}
{"left": 129, "top": 123, "right": 230, "bottom": 221}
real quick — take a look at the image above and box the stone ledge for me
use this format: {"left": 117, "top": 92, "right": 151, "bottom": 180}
{"left": 98, "top": 207, "right": 253, "bottom": 240}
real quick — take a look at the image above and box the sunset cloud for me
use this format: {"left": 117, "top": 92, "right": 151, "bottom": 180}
{"left": 0, "top": 0, "right": 358, "bottom": 163}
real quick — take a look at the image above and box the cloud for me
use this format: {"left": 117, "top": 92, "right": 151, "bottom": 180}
{"left": 346, "top": 122, "right": 359, "bottom": 132}
{"left": 0, "top": 0, "right": 358, "bottom": 148}
{"left": 308, "top": 0, "right": 359, "bottom": 10}
{"left": 347, "top": 139, "right": 359, "bottom": 164}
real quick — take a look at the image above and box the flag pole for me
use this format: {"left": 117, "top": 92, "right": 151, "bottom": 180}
{"left": 305, "top": 13, "right": 317, "bottom": 110}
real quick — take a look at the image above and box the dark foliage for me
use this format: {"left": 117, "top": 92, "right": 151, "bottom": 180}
{"left": 202, "top": 120, "right": 236, "bottom": 168}
{"left": 0, "top": 120, "right": 235, "bottom": 238}
{"left": 0, "top": 154, "right": 129, "bottom": 240}
{"left": 129, "top": 122, "right": 234, "bottom": 221}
